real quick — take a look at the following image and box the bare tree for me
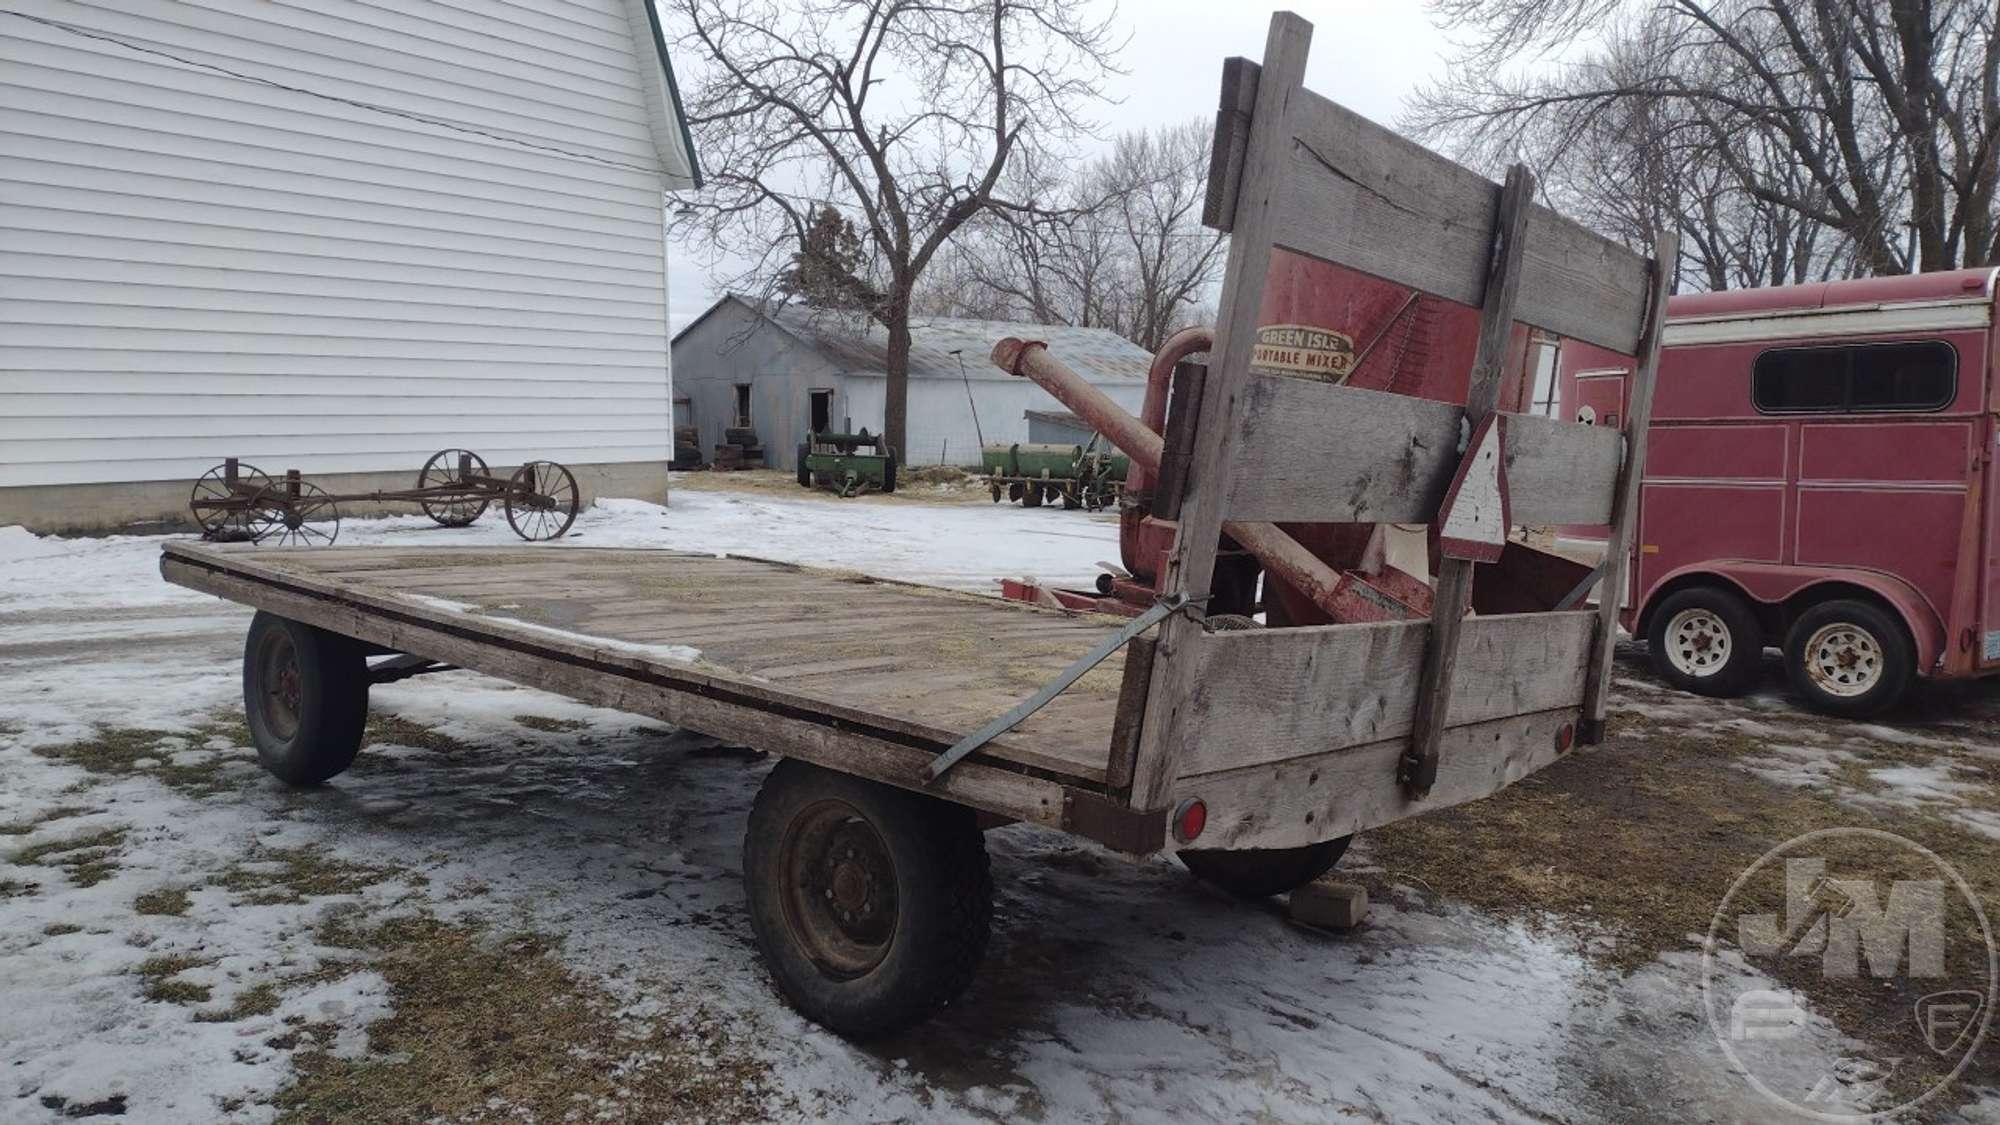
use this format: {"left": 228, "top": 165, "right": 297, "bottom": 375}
{"left": 922, "top": 118, "right": 1226, "bottom": 350}
{"left": 666, "top": 0, "right": 1120, "bottom": 458}
{"left": 1414, "top": 0, "right": 2000, "bottom": 276}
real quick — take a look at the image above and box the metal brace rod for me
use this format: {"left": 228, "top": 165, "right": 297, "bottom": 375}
{"left": 925, "top": 593, "right": 1190, "bottom": 782}
{"left": 1554, "top": 559, "right": 1610, "bottom": 611}
{"left": 366, "top": 654, "right": 455, "bottom": 685}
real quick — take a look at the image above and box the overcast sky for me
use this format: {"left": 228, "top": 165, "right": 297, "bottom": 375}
{"left": 662, "top": 1, "right": 1457, "bottom": 333}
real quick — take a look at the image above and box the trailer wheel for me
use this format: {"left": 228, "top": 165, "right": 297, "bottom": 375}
{"left": 242, "top": 612, "right": 369, "bottom": 786}
{"left": 744, "top": 760, "right": 990, "bottom": 1038}
{"left": 1646, "top": 587, "right": 1763, "bottom": 697}
{"left": 1783, "top": 599, "right": 1913, "bottom": 717}
{"left": 881, "top": 452, "right": 897, "bottom": 494}
{"left": 796, "top": 445, "right": 812, "bottom": 489}
{"left": 1179, "top": 837, "right": 1351, "bottom": 899}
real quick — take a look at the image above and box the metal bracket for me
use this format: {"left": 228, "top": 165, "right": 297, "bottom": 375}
{"left": 925, "top": 594, "right": 1191, "bottom": 782}
{"left": 366, "top": 654, "right": 453, "bottom": 685}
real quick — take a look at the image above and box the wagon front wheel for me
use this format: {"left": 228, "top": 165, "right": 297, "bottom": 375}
{"left": 744, "top": 760, "right": 991, "bottom": 1038}
{"left": 242, "top": 612, "right": 369, "bottom": 786}
{"left": 1179, "top": 837, "right": 1352, "bottom": 899}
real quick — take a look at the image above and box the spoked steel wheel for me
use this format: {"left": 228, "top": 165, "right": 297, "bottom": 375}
{"left": 777, "top": 799, "right": 898, "bottom": 979}
{"left": 1800, "top": 622, "right": 1884, "bottom": 698}
{"left": 504, "top": 460, "right": 579, "bottom": 541}
{"left": 259, "top": 479, "right": 341, "bottom": 547}
{"left": 1664, "top": 607, "right": 1732, "bottom": 678}
{"left": 416, "top": 448, "right": 491, "bottom": 527}
{"left": 189, "top": 462, "right": 279, "bottom": 542}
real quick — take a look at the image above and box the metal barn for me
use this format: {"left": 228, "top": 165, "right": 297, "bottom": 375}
{"left": 670, "top": 295, "right": 1154, "bottom": 469}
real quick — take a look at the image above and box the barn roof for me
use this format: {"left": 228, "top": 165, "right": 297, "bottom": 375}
{"left": 676, "top": 295, "right": 1154, "bottom": 382}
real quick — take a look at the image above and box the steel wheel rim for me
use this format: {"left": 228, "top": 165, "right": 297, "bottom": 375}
{"left": 505, "top": 461, "right": 578, "bottom": 541}
{"left": 777, "top": 799, "right": 897, "bottom": 979}
{"left": 189, "top": 463, "right": 279, "bottom": 541}
{"left": 256, "top": 628, "right": 303, "bottom": 741}
{"left": 1804, "top": 622, "right": 1883, "bottom": 697}
{"left": 1665, "top": 607, "right": 1732, "bottom": 677}
{"left": 258, "top": 480, "right": 340, "bottom": 547}
{"left": 418, "top": 448, "right": 491, "bottom": 527}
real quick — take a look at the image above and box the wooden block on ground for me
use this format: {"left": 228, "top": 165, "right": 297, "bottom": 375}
{"left": 1289, "top": 881, "right": 1368, "bottom": 930}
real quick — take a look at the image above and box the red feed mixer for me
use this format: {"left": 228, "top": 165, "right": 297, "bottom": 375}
{"left": 994, "top": 251, "right": 1564, "bottom": 625}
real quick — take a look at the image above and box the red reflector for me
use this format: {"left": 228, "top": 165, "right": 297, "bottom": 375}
{"left": 1173, "top": 798, "right": 1207, "bottom": 844}
{"left": 1555, "top": 722, "right": 1576, "bottom": 752}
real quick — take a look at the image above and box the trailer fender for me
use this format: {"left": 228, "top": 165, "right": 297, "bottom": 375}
{"left": 1639, "top": 562, "right": 1945, "bottom": 674}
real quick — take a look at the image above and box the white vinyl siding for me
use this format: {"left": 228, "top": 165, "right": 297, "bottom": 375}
{"left": 0, "top": 0, "right": 675, "bottom": 488}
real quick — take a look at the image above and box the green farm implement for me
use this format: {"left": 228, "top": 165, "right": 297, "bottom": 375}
{"left": 982, "top": 437, "right": 1129, "bottom": 511}
{"left": 797, "top": 430, "right": 899, "bottom": 497}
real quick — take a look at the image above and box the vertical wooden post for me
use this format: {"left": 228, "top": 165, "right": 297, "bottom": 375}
{"left": 1579, "top": 230, "right": 1678, "bottom": 742}
{"left": 1399, "top": 163, "right": 1536, "bottom": 798}
{"left": 1125, "top": 12, "right": 1313, "bottom": 813}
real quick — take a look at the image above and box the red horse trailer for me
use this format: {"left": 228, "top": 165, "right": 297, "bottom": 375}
{"left": 1556, "top": 268, "right": 2000, "bottom": 715}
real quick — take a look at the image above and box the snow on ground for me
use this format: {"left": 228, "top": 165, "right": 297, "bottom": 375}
{"left": 0, "top": 493, "right": 1972, "bottom": 1122}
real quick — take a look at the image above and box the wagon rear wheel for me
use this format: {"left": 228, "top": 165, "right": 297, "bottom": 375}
{"left": 1179, "top": 837, "right": 1352, "bottom": 899}
{"left": 242, "top": 612, "right": 368, "bottom": 786}
{"left": 744, "top": 760, "right": 991, "bottom": 1038}
{"left": 504, "top": 460, "right": 579, "bottom": 541}
{"left": 417, "top": 448, "right": 491, "bottom": 527}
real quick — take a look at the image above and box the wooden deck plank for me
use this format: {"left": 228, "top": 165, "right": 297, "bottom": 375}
{"left": 163, "top": 544, "right": 1124, "bottom": 789}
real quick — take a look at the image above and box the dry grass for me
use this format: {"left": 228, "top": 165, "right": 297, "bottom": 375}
{"left": 33, "top": 724, "right": 244, "bottom": 797}
{"left": 194, "top": 982, "right": 281, "bottom": 1024}
{"left": 362, "top": 712, "right": 471, "bottom": 756}
{"left": 511, "top": 714, "right": 589, "bottom": 734}
{"left": 136, "top": 954, "right": 214, "bottom": 1005}
{"left": 13, "top": 827, "right": 128, "bottom": 889}
{"left": 217, "top": 846, "right": 405, "bottom": 907}
{"left": 134, "top": 887, "right": 192, "bottom": 916}
{"left": 279, "top": 916, "right": 776, "bottom": 1123}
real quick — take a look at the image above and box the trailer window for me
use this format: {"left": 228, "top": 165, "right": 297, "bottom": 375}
{"left": 1752, "top": 341, "right": 1956, "bottom": 414}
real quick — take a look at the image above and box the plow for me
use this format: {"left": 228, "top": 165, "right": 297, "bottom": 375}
{"left": 188, "top": 449, "right": 580, "bottom": 546}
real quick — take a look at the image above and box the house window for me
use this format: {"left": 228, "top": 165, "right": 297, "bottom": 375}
{"left": 733, "top": 384, "right": 753, "bottom": 427}
{"left": 1752, "top": 341, "right": 1956, "bottom": 414}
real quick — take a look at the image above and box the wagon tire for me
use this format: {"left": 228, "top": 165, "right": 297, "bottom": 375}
{"left": 881, "top": 453, "right": 897, "bottom": 494}
{"left": 797, "top": 444, "right": 812, "bottom": 489}
{"left": 1783, "top": 599, "right": 1913, "bottom": 717}
{"left": 1646, "top": 586, "right": 1764, "bottom": 697}
{"left": 1179, "top": 837, "right": 1352, "bottom": 900}
{"left": 743, "top": 760, "right": 990, "bottom": 1038}
{"left": 242, "top": 612, "right": 369, "bottom": 786}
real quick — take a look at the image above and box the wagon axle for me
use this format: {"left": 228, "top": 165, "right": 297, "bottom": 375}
{"left": 188, "top": 449, "right": 580, "bottom": 545}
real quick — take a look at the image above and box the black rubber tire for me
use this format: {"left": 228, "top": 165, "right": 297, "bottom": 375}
{"left": 796, "top": 444, "right": 812, "bottom": 489}
{"left": 881, "top": 453, "right": 897, "bottom": 494}
{"left": 743, "top": 760, "right": 991, "bottom": 1038}
{"left": 1179, "top": 837, "right": 1352, "bottom": 899}
{"left": 1783, "top": 599, "right": 1914, "bottom": 717}
{"left": 242, "top": 612, "right": 369, "bottom": 786}
{"left": 1646, "top": 586, "right": 1764, "bottom": 698}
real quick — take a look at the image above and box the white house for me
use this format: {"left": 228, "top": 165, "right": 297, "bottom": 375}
{"left": 0, "top": 0, "right": 699, "bottom": 530}
{"left": 671, "top": 295, "right": 1156, "bottom": 469}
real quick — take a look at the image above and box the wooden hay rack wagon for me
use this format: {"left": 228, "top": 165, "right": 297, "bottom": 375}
{"left": 158, "top": 12, "right": 1671, "bottom": 1039}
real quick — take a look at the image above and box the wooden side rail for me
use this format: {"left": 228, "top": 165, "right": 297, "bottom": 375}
{"left": 1125, "top": 11, "right": 1674, "bottom": 817}
{"left": 1162, "top": 610, "right": 1595, "bottom": 777}
{"left": 1222, "top": 379, "right": 1625, "bottom": 525}
{"left": 1275, "top": 90, "right": 1651, "bottom": 355}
